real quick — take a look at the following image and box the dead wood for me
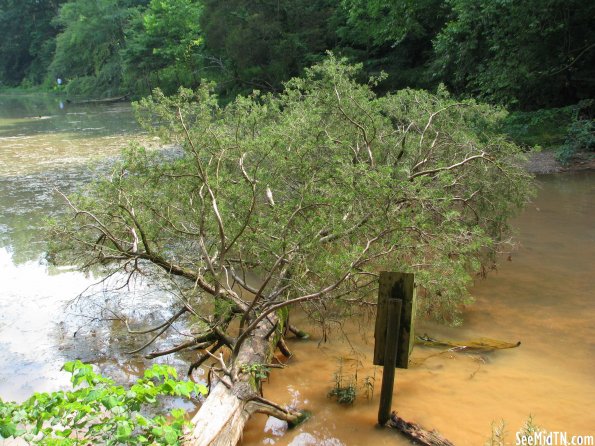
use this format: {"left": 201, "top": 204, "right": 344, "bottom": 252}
{"left": 183, "top": 313, "right": 305, "bottom": 446}
{"left": 388, "top": 412, "right": 455, "bottom": 446}
{"left": 416, "top": 334, "right": 521, "bottom": 352}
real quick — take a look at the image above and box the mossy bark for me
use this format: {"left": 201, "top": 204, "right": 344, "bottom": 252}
{"left": 183, "top": 312, "right": 303, "bottom": 446}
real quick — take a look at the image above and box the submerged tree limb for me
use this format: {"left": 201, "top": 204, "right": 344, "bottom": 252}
{"left": 388, "top": 412, "right": 455, "bottom": 446}
{"left": 247, "top": 396, "right": 308, "bottom": 426}
{"left": 415, "top": 334, "right": 521, "bottom": 352}
{"left": 287, "top": 323, "right": 310, "bottom": 339}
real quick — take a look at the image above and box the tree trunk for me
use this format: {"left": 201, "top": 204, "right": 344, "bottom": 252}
{"left": 183, "top": 381, "right": 250, "bottom": 446}
{"left": 183, "top": 314, "right": 302, "bottom": 446}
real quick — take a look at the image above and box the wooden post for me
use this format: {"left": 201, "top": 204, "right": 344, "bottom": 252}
{"left": 377, "top": 298, "right": 402, "bottom": 426}
{"left": 374, "top": 272, "right": 416, "bottom": 369}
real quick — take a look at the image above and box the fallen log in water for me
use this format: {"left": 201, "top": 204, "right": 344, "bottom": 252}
{"left": 415, "top": 334, "right": 521, "bottom": 351}
{"left": 388, "top": 412, "right": 455, "bottom": 446}
{"left": 182, "top": 313, "right": 305, "bottom": 446}
{"left": 67, "top": 95, "right": 129, "bottom": 105}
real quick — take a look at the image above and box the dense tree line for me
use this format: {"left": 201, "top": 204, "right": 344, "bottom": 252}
{"left": 1, "top": 0, "right": 593, "bottom": 109}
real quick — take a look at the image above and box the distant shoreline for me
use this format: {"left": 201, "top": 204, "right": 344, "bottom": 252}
{"left": 526, "top": 151, "right": 595, "bottom": 174}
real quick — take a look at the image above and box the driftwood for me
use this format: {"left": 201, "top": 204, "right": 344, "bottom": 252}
{"left": 183, "top": 313, "right": 305, "bottom": 446}
{"left": 415, "top": 334, "right": 521, "bottom": 352}
{"left": 67, "top": 95, "right": 129, "bottom": 105}
{"left": 388, "top": 412, "right": 455, "bottom": 446}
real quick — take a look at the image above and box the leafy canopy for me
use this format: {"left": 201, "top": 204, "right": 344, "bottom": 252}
{"left": 122, "top": 0, "right": 203, "bottom": 95}
{"left": 433, "top": 0, "right": 595, "bottom": 108}
{"left": 49, "top": 0, "right": 146, "bottom": 96}
{"left": 50, "top": 56, "right": 533, "bottom": 345}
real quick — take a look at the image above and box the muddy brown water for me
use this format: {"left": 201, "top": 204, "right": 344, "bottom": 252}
{"left": 1, "top": 94, "right": 593, "bottom": 445}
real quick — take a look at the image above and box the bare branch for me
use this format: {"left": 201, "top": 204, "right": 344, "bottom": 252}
{"left": 409, "top": 152, "right": 491, "bottom": 181}
{"left": 188, "top": 340, "right": 225, "bottom": 378}
{"left": 125, "top": 307, "right": 188, "bottom": 335}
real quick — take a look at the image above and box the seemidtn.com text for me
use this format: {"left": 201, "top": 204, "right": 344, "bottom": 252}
{"left": 516, "top": 431, "right": 594, "bottom": 446}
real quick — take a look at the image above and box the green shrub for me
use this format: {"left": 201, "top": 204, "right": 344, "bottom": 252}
{"left": 502, "top": 106, "right": 575, "bottom": 150}
{"left": 0, "top": 361, "right": 206, "bottom": 445}
{"left": 557, "top": 118, "right": 595, "bottom": 164}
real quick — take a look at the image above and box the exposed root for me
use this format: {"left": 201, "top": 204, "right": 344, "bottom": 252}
{"left": 287, "top": 323, "right": 309, "bottom": 339}
{"left": 277, "top": 338, "right": 292, "bottom": 358}
{"left": 247, "top": 396, "right": 309, "bottom": 427}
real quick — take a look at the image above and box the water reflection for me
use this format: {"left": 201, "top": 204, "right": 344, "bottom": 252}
{"left": 0, "top": 246, "right": 91, "bottom": 401}
{"left": 0, "top": 94, "right": 191, "bottom": 404}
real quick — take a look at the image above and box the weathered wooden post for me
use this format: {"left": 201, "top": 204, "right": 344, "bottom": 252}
{"left": 374, "top": 272, "right": 415, "bottom": 426}
{"left": 377, "top": 298, "right": 402, "bottom": 425}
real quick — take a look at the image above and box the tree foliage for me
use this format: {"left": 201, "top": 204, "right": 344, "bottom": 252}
{"left": 122, "top": 0, "right": 203, "bottom": 95}
{"left": 199, "top": 0, "right": 338, "bottom": 97}
{"left": 48, "top": 0, "right": 147, "bottom": 97}
{"left": 0, "top": 0, "right": 65, "bottom": 86}
{"left": 433, "top": 0, "right": 595, "bottom": 109}
{"left": 50, "top": 57, "right": 533, "bottom": 377}
{"left": 336, "top": 0, "right": 449, "bottom": 91}
{"left": 1, "top": 0, "right": 592, "bottom": 112}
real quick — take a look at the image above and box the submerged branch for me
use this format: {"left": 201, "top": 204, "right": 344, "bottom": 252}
{"left": 125, "top": 307, "right": 188, "bottom": 335}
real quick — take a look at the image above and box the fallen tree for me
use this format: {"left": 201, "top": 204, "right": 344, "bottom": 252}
{"left": 49, "top": 55, "right": 534, "bottom": 444}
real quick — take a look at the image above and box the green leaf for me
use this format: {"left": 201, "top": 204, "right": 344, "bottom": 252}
{"left": 101, "top": 396, "right": 119, "bottom": 410}
{"left": 57, "top": 428, "right": 73, "bottom": 437}
{"left": 135, "top": 413, "right": 149, "bottom": 427}
{"left": 116, "top": 421, "right": 133, "bottom": 440}
{"left": 170, "top": 408, "right": 185, "bottom": 419}
{"left": 62, "top": 361, "right": 76, "bottom": 373}
{"left": 163, "top": 426, "right": 179, "bottom": 445}
{"left": 0, "top": 422, "right": 17, "bottom": 438}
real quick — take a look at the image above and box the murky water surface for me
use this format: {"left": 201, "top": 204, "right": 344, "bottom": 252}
{"left": 0, "top": 94, "right": 190, "bottom": 405}
{"left": 1, "top": 94, "right": 593, "bottom": 445}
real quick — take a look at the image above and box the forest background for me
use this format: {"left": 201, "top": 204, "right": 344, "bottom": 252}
{"left": 1, "top": 0, "right": 594, "bottom": 160}
{"left": 1, "top": 0, "right": 594, "bottom": 106}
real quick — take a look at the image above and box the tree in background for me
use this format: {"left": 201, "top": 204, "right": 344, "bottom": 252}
{"left": 2, "top": 0, "right": 592, "bottom": 113}
{"left": 433, "top": 0, "right": 595, "bottom": 109}
{"left": 199, "top": 0, "right": 338, "bottom": 97}
{"left": 122, "top": 0, "right": 203, "bottom": 95}
{"left": 0, "top": 0, "right": 66, "bottom": 87}
{"left": 48, "top": 0, "right": 148, "bottom": 97}
{"left": 336, "top": 0, "right": 449, "bottom": 92}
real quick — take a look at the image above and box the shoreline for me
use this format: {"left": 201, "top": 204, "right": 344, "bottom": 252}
{"left": 526, "top": 151, "right": 594, "bottom": 174}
